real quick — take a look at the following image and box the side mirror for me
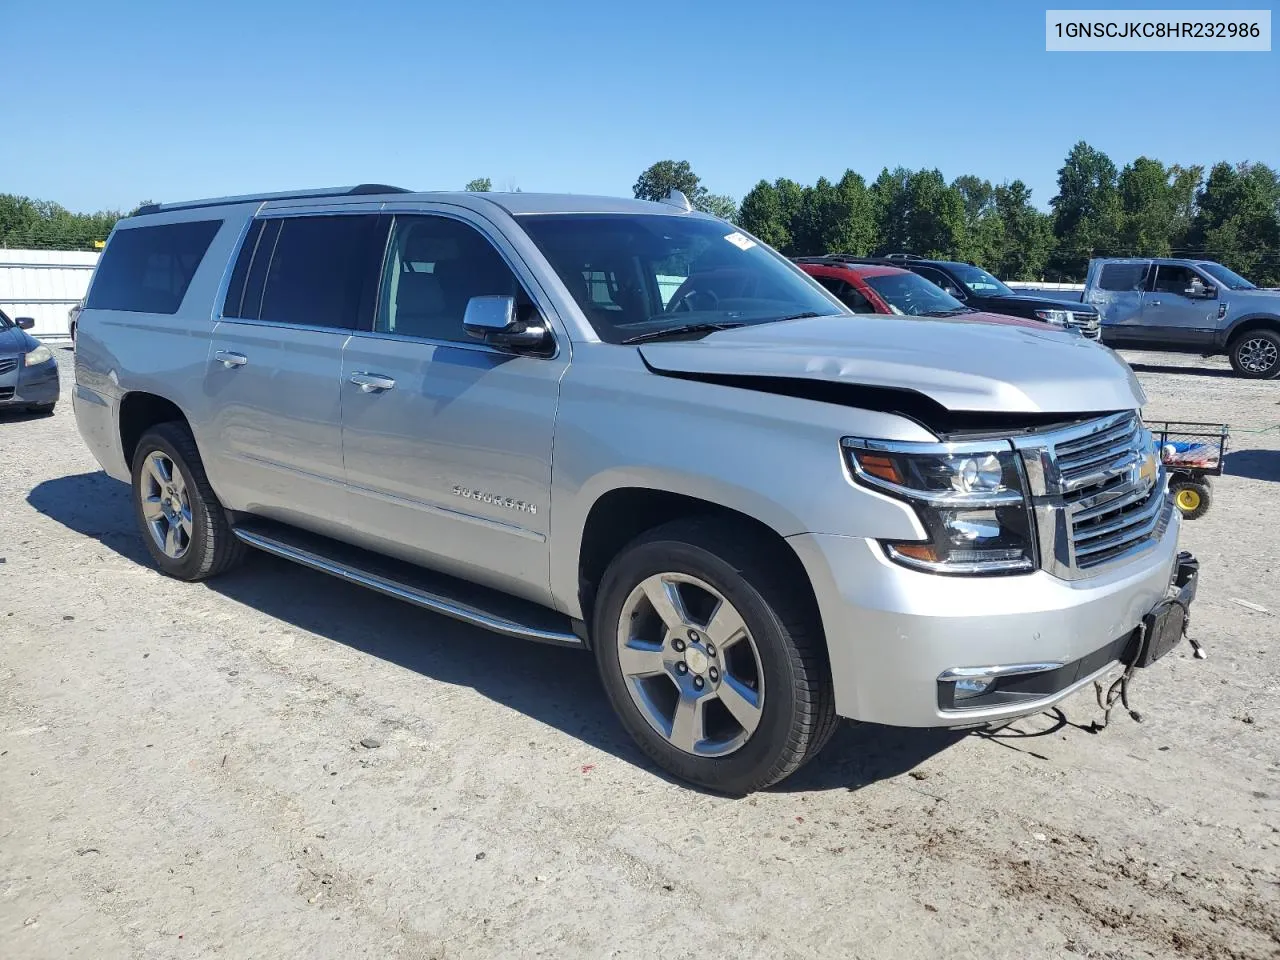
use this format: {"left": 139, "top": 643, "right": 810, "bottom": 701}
{"left": 462, "top": 295, "right": 550, "bottom": 351}
{"left": 16, "top": 317, "right": 35, "bottom": 330}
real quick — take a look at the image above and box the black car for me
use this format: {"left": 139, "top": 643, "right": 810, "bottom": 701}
{"left": 0, "top": 309, "right": 60, "bottom": 415}
{"left": 883, "top": 255, "right": 1102, "bottom": 340}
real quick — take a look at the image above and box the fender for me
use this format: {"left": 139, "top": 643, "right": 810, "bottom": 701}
{"left": 1216, "top": 311, "right": 1280, "bottom": 350}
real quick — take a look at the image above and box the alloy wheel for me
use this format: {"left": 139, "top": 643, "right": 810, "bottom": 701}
{"left": 616, "top": 573, "right": 765, "bottom": 757}
{"left": 140, "top": 451, "right": 193, "bottom": 559}
{"left": 1238, "top": 336, "right": 1279, "bottom": 375}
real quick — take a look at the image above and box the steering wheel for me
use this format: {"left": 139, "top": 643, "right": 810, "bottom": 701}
{"left": 671, "top": 288, "right": 720, "bottom": 313}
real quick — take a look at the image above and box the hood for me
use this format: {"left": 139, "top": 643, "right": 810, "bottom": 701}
{"left": 1224, "top": 287, "right": 1280, "bottom": 305}
{"left": 982, "top": 292, "right": 1094, "bottom": 313}
{"left": 956, "top": 310, "right": 1047, "bottom": 331}
{"left": 0, "top": 325, "right": 35, "bottom": 354}
{"left": 638, "top": 314, "right": 1145, "bottom": 415}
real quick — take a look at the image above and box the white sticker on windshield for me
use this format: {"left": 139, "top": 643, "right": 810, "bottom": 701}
{"left": 723, "top": 231, "right": 757, "bottom": 251}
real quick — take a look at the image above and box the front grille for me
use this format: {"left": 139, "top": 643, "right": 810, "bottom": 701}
{"left": 1065, "top": 312, "right": 1102, "bottom": 340}
{"left": 1016, "top": 411, "right": 1172, "bottom": 579}
{"left": 0, "top": 358, "right": 18, "bottom": 375}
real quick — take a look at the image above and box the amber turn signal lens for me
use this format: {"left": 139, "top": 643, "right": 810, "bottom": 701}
{"left": 856, "top": 453, "right": 902, "bottom": 484}
{"left": 889, "top": 543, "right": 940, "bottom": 563}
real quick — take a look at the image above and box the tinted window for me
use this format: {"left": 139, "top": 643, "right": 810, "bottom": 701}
{"left": 222, "top": 219, "right": 266, "bottom": 318}
{"left": 87, "top": 220, "right": 221, "bottom": 314}
{"left": 863, "top": 272, "right": 970, "bottom": 317}
{"left": 816, "top": 277, "right": 875, "bottom": 313}
{"left": 375, "top": 216, "right": 523, "bottom": 342}
{"left": 1098, "top": 262, "right": 1147, "bottom": 292}
{"left": 519, "top": 214, "right": 836, "bottom": 343}
{"left": 255, "top": 215, "right": 380, "bottom": 328}
{"left": 1152, "top": 265, "right": 1205, "bottom": 295}
{"left": 946, "top": 263, "right": 1014, "bottom": 297}
{"left": 913, "top": 266, "right": 955, "bottom": 291}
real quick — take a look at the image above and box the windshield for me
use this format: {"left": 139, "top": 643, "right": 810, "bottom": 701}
{"left": 948, "top": 263, "right": 1015, "bottom": 297}
{"left": 517, "top": 214, "right": 839, "bottom": 343}
{"left": 0, "top": 309, "right": 11, "bottom": 329}
{"left": 863, "top": 272, "right": 970, "bottom": 317}
{"left": 1198, "top": 261, "right": 1256, "bottom": 290}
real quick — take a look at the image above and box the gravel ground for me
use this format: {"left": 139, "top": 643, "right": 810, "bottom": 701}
{"left": 2, "top": 346, "right": 1278, "bottom": 960}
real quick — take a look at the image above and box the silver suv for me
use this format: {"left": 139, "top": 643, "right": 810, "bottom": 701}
{"left": 73, "top": 186, "right": 1199, "bottom": 792}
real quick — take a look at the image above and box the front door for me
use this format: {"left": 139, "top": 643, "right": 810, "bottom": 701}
{"left": 339, "top": 211, "right": 566, "bottom": 605}
{"left": 204, "top": 212, "right": 381, "bottom": 532}
{"left": 1087, "top": 260, "right": 1149, "bottom": 345}
{"left": 1140, "top": 264, "right": 1220, "bottom": 346}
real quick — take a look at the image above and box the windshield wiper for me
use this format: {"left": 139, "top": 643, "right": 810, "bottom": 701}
{"left": 771, "top": 311, "right": 822, "bottom": 323}
{"left": 621, "top": 321, "right": 746, "bottom": 345}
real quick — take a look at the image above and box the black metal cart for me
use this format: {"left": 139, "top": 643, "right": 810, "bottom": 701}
{"left": 1148, "top": 420, "right": 1230, "bottom": 520}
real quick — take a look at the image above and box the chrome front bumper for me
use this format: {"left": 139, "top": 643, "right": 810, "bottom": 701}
{"left": 788, "top": 504, "right": 1182, "bottom": 727}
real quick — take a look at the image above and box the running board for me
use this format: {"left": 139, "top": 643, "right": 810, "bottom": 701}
{"left": 231, "top": 520, "right": 582, "bottom": 647}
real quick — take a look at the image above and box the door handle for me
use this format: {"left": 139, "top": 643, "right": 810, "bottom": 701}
{"left": 349, "top": 372, "right": 396, "bottom": 393}
{"left": 214, "top": 350, "right": 248, "bottom": 368}
{"left": 1149, "top": 300, "right": 1162, "bottom": 306}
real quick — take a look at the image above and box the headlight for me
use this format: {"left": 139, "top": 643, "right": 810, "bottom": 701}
{"left": 24, "top": 344, "right": 53, "bottom": 366}
{"left": 842, "top": 439, "right": 1037, "bottom": 575}
{"left": 1033, "top": 309, "right": 1070, "bottom": 325}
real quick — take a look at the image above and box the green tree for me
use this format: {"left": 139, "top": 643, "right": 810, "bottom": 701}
{"left": 1189, "top": 162, "right": 1280, "bottom": 285}
{"left": 952, "top": 175, "right": 1003, "bottom": 266}
{"left": 1049, "top": 141, "right": 1122, "bottom": 278}
{"left": 991, "top": 180, "right": 1053, "bottom": 279}
{"left": 902, "top": 169, "right": 967, "bottom": 258}
{"left": 697, "top": 193, "right": 738, "bottom": 219}
{"left": 870, "top": 167, "right": 911, "bottom": 253}
{"left": 633, "top": 160, "right": 703, "bottom": 204}
{"left": 464, "top": 177, "right": 492, "bottom": 192}
{"left": 789, "top": 170, "right": 877, "bottom": 256}
{"left": 737, "top": 180, "right": 792, "bottom": 250}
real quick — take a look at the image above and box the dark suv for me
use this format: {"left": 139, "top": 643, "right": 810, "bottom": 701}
{"left": 881, "top": 255, "right": 1101, "bottom": 340}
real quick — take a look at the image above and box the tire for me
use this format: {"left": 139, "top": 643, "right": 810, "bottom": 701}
{"left": 592, "top": 517, "right": 837, "bottom": 794}
{"left": 1228, "top": 328, "right": 1280, "bottom": 379}
{"left": 1171, "top": 479, "right": 1211, "bottom": 520}
{"left": 130, "top": 422, "right": 246, "bottom": 581}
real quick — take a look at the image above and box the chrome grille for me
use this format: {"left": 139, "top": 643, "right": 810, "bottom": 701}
{"left": 0, "top": 358, "right": 18, "bottom": 376}
{"left": 1065, "top": 312, "right": 1102, "bottom": 340}
{"left": 1015, "top": 411, "right": 1172, "bottom": 579}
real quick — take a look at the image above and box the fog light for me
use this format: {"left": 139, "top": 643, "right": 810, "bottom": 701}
{"left": 953, "top": 677, "right": 996, "bottom": 700}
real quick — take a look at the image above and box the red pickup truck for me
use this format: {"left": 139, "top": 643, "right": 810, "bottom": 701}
{"left": 794, "top": 256, "right": 1045, "bottom": 331}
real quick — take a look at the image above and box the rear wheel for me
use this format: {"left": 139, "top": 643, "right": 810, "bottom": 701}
{"left": 1228, "top": 329, "right": 1280, "bottom": 379}
{"left": 592, "top": 518, "right": 837, "bottom": 794}
{"left": 130, "top": 422, "right": 246, "bottom": 581}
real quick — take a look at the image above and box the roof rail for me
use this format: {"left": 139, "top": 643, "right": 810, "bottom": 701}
{"left": 883, "top": 253, "right": 923, "bottom": 261}
{"left": 131, "top": 184, "right": 413, "bottom": 217}
{"left": 793, "top": 254, "right": 901, "bottom": 267}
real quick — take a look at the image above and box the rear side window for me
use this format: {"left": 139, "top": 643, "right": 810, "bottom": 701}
{"left": 87, "top": 220, "right": 221, "bottom": 314}
{"left": 225, "top": 215, "right": 379, "bottom": 328}
{"left": 1098, "top": 262, "right": 1147, "bottom": 292}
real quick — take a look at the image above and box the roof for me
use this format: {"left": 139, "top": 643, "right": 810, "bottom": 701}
{"left": 793, "top": 256, "right": 910, "bottom": 278}
{"left": 132, "top": 185, "right": 705, "bottom": 219}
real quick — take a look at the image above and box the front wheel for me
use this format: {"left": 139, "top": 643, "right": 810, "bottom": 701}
{"left": 1228, "top": 329, "right": 1280, "bottom": 379}
{"left": 592, "top": 518, "right": 837, "bottom": 794}
{"left": 1171, "top": 479, "right": 1212, "bottom": 520}
{"left": 130, "top": 422, "right": 246, "bottom": 581}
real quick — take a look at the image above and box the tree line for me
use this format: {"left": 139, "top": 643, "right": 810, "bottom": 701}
{"left": 629, "top": 145, "right": 1280, "bottom": 286}
{"left": 6, "top": 144, "right": 1278, "bottom": 285}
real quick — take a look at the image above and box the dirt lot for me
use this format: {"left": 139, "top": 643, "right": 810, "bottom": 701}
{"left": 2, "top": 346, "right": 1278, "bottom": 960}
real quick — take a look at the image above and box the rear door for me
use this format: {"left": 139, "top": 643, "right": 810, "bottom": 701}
{"left": 1088, "top": 260, "right": 1150, "bottom": 344}
{"left": 205, "top": 211, "right": 382, "bottom": 533}
{"left": 339, "top": 209, "right": 567, "bottom": 604}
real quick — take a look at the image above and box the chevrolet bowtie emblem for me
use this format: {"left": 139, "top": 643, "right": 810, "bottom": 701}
{"left": 1138, "top": 451, "right": 1158, "bottom": 488}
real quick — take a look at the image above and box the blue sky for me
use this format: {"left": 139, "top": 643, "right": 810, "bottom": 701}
{"left": 4, "top": 0, "right": 1276, "bottom": 213}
